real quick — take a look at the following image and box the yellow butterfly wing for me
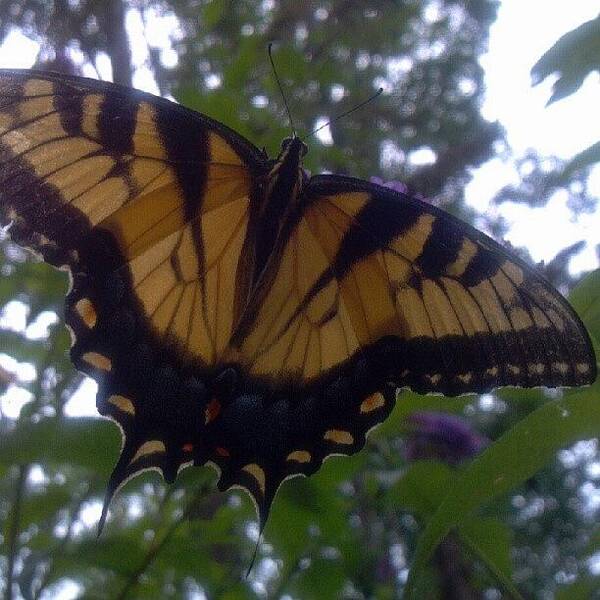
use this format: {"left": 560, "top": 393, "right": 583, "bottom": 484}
{"left": 231, "top": 175, "right": 596, "bottom": 499}
{"left": 239, "top": 177, "right": 595, "bottom": 389}
{"left": 1, "top": 71, "right": 595, "bottom": 532}
{"left": 0, "top": 70, "right": 262, "bottom": 368}
{"left": 0, "top": 70, "right": 267, "bottom": 524}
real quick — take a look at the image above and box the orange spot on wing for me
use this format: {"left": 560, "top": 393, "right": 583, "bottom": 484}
{"left": 215, "top": 447, "right": 230, "bottom": 457}
{"left": 182, "top": 443, "right": 194, "bottom": 452}
{"left": 286, "top": 450, "right": 311, "bottom": 463}
{"left": 205, "top": 398, "right": 221, "bottom": 424}
{"left": 324, "top": 429, "right": 354, "bottom": 445}
{"left": 360, "top": 392, "right": 385, "bottom": 414}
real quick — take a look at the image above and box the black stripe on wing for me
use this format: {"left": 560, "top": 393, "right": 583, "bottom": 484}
{"left": 298, "top": 174, "right": 596, "bottom": 392}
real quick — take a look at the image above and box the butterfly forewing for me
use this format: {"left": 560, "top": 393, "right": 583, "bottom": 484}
{"left": 0, "top": 70, "right": 262, "bottom": 366}
{"left": 238, "top": 175, "right": 595, "bottom": 394}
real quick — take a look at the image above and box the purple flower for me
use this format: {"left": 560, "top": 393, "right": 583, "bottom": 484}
{"left": 404, "top": 411, "right": 488, "bottom": 464}
{"left": 370, "top": 176, "right": 428, "bottom": 202}
{"left": 370, "top": 176, "right": 409, "bottom": 194}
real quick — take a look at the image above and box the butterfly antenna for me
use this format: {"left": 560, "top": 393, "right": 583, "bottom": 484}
{"left": 308, "top": 87, "right": 384, "bottom": 138}
{"left": 268, "top": 42, "right": 296, "bottom": 135}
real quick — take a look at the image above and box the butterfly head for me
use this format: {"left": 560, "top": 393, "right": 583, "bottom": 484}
{"left": 278, "top": 135, "right": 308, "bottom": 161}
{"left": 266, "top": 135, "right": 310, "bottom": 193}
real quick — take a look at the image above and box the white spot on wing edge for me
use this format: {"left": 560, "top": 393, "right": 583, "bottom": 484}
{"left": 242, "top": 463, "right": 266, "bottom": 495}
{"left": 108, "top": 394, "right": 135, "bottom": 416}
{"left": 286, "top": 450, "right": 311, "bottom": 463}
{"left": 74, "top": 298, "right": 97, "bottom": 328}
{"left": 82, "top": 352, "right": 112, "bottom": 372}
{"left": 130, "top": 440, "right": 166, "bottom": 465}
{"left": 324, "top": 429, "right": 354, "bottom": 445}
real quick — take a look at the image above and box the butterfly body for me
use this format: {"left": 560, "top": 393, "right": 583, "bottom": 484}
{"left": 238, "top": 135, "right": 309, "bottom": 312}
{"left": 0, "top": 70, "right": 595, "bottom": 529}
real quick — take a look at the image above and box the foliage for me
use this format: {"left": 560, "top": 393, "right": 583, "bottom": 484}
{"left": 488, "top": 14, "right": 600, "bottom": 277}
{"left": 529, "top": 14, "right": 600, "bottom": 198}
{"left": 531, "top": 14, "right": 600, "bottom": 107}
{"left": 0, "top": 2, "right": 599, "bottom": 599}
{"left": 0, "top": 0, "right": 502, "bottom": 208}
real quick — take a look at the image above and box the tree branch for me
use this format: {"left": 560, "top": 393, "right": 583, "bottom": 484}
{"left": 33, "top": 486, "right": 96, "bottom": 600}
{"left": 4, "top": 465, "right": 30, "bottom": 600}
{"left": 115, "top": 485, "right": 212, "bottom": 599}
{"left": 105, "top": 0, "right": 132, "bottom": 86}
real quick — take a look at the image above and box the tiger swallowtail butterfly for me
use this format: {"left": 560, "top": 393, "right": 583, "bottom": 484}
{"left": 0, "top": 70, "right": 595, "bottom": 532}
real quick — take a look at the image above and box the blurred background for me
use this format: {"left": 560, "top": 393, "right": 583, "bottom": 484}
{"left": 0, "top": 1, "right": 599, "bottom": 598}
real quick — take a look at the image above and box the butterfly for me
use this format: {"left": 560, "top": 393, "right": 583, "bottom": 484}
{"left": 0, "top": 69, "right": 595, "bottom": 533}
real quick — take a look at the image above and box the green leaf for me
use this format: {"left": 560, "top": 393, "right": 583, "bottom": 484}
{"left": 292, "top": 556, "right": 345, "bottom": 600}
{"left": 531, "top": 15, "right": 600, "bottom": 104}
{"left": 156, "top": 530, "right": 230, "bottom": 593}
{"left": 222, "top": 36, "right": 261, "bottom": 90}
{"left": 0, "top": 417, "right": 120, "bottom": 476}
{"left": 19, "top": 485, "right": 72, "bottom": 529}
{"left": 0, "top": 329, "right": 52, "bottom": 365}
{"left": 202, "top": 0, "right": 225, "bottom": 29}
{"left": 404, "top": 384, "right": 600, "bottom": 599}
{"left": 556, "top": 141, "right": 600, "bottom": 184}
{"left": 218, "top": 584, "right": 256, "bottom": 600}
{"left": 387, "top": 468, "right": 519, "bottom": 596}
{"left": 51, "top": 535, "right": 145, "bottom": 578}
{"left": 583, "top": 526, "right": 600, "bottom": 554}
{"left": 384, "top": 460, "right": 455, "bottom": 518}
{"left": 459, "top": 518, "right": 521, "bottom": 599}
{"left": 268, "top": 471, "right": 350, "bottom": 563}
{"left": 568, "top": 268, "right": 600, "bottom": 342}
{"left": 556, "top": 577, "right": 599, "bottom": 600}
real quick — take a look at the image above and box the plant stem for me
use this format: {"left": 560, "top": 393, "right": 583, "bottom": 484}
{"left": 115, "top": 486, "right": 210, "bottom": 599}
{"left": 4, "top": 465, "right": 30, "bottom": 600}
